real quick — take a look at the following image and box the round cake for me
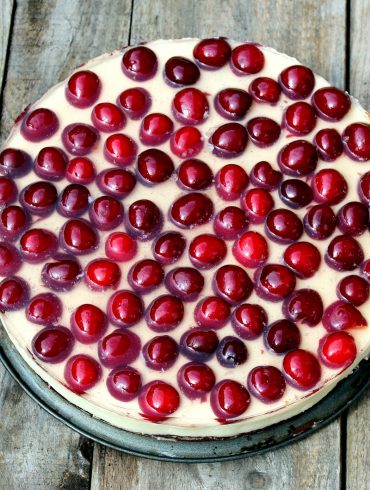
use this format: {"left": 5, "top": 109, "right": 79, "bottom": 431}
{"left": 0, "top": 38, "right": 369, "bottom": 439}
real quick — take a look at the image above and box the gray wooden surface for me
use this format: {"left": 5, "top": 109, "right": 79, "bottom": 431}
{"left": 0, "top": 1, "right": 368, "bottom": 489}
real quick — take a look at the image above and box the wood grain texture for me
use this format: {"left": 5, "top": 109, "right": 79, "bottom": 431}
{"left": 0, "top": 0, "right": 14, "bottom": 87}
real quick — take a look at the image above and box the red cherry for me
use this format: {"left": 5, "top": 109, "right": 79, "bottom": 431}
{"left": 232, "top": 303, "right": 267, "bottom": 340}
{"left": 57, "top": 183, "right": 90, "bottom": 217}
{"left": 231, "top": 43, "right": 264, "bottom": 75}
{"left": 216, "top": 336, "right": 248, "bottom": 367}
{"left": 247, "top": 117, "right": 281, "bottom": 147}
{"left": 337, "top": 201, "right": 368, "bottom": 236}
{"left": 0, "top": 242, "right": 21, "bottom": 276}
{"left": 314, "top": 128, "right": 343, "bottom": 161}
{"left": 146, "top": 294, "right": 184, "bottom": 332}
{"left": 104, "top": 133, "right": 137, "bottom": 166}
{"left": 312, "top": 87, "right": 351, "bottom": 121}
{"left": 140, "top": 113, "right": 174, "bottom": 145}
{"left": 91, "top": 102, "right": 125, "bottom": 132}
{"left": 26, "top": 293, "right": 62, "bottom": 326}
{"left": 249, "top": 77, "right": 281, "bottom": 104}
{"left": 0, "top": 148, "right": 31, "bottom": 177}
{"left": 214, "top": 264, "right": 253, "bottom": 305}
{"left": 65, "top": 354, "right": 102, "bottom": 392}
{"left": 66, "top": 157, "right": 96, "bottom": 184}
{"left": 248, "top": 366, "right": 286, "bottom": 402}
{"left": 210, "top": 380, "right": 250, "bottom": 418}
{"left": 279, "top": 178, "right": 313, "bottom": 209}
{"left": 108, "top": 290, "right": 144, "bottom": 327}
{"left": 193, "top": 38, "right": 231, "bottom": 69}
{"left": 215, "top": 88, "right": 252, "bottom": 120}
{"left": 21, "top": 181, "right": 57, "bottom": 216}
{"left": 34, "top": 147, "right": 68, "bottom": 181}
{"left": 177, "top": 158, "right": 213, "bottom": 190}
{"left": 255, "top": 264, "right": 296, "bottom": 302}
{"left": 32, "top": 326, "right": 74, "bottom": 363}
{"left": 137, "top": 148, "right": 174, "bottom": 184}
{"left": 41, "top": 255, "right": 82, "bottom": 291}
{"left": 360, "top": 259, "right": 370, "bottom": 283}
{"left": 117, "top": 87, "right": 151, "bottom": 119}
{"left": 66, "top": 70, "right": 101, "bottom": 108}
{"left": 122, "top": 46, "right": 157, "bottom": 81}
{"left": 71, "top": 303, "right": 107, "bottom": 343}
{"left": 319, "top": 332, "right": 357, "bottom": 369}
{"left": 99, "top": 329, "right": 141, "bottom": 367}
{"left": 139, "top": 381, "right": 180, "bottom": 418}
{"left": 143, "top": 335, "right": 178, "bottom": 371}
{"left": 0, "top": 176, "right": 17, "bottom": 204}
{"left": 89, "top": 195, "right": 124, "bottom": 231}
{"left": 170, "top": 192, "right": 213, "bottom": 228}
{"left": 241, "top": 188, "right": 274, "bottom": 223}
{"left": 194, "top": 296, "right": 231, "bottom": 329}
{"left": 279, "top": 65, "right": 315, "bottom": 99}
{"left": 84, "top": 258, "right": 121, "bottom": 290}
{"left": 62, "top": 123, "right": 99, "bottom": 156}
{"left": 312, "top": 169, "right": 348, "bottom": 205}
{"left": 211, "top": 123, "right": 248, "bottom": 157}
{"left": 107, "top": 366, "right": 142, "bottom": 402}
{"left": 105, "top": 232, "right": 137, "bottom": 262}
{"left": 214, "top": 206, "right": 248, "bottom": 240}
{"left": 283, "top": 289, "right": 324, "bottom": 327}
{"left": 126, "top": 199, "right": 162, "bottom": 240}
{"left": 283, "top": 241, "right": 321, "bottom": 278}
{"left": 283, "top": 101, "right": 317, "bottom": 135}
{"left": 165, "top": 267, "right": 204, "bottom": 301}
{"left": 337, "top": 275, "right": 369, "bottom": 306}
{"left": 97, "top": 168, "right": 136, "bottom": 198}
{"left": 180, "top": 327, "right": 219, "bottom": 361}
{"left": 0, "top": 276, "right": 29, "bottom": 311}
{"left": 323, "top": 300, "right": 367, "bottom": 332}
{"left": 177, "top": 362, "right": 215, "bottom": 400}
{"left": 21, "top": 108, "right": 59, "bottom": 142}
{"left": 283, "top": 349, "right": 321, "bottom": 390}
{"left": 304, "top": 204, "right": 337, "bottom": 240}
{"left": 215, "top": 164, "right": 249, "bottom": 201}
{"left": 250, "top": 161, "right": 282, "bottom": 190}
{"left": 278, "top": 140, "right": 318, "bottom": 176}
{"left": 359, "top": 171, "right": 370, "bottom": 205}
{"left": 60, "top": 218, "right": 98, "bottom": 255}
{"left": 20, "top": 228, "right": 58, "bottom": 263}
{"left": 164, "top": 56, "right": 200, "bottom": 86}
{"left": 128, "top": 259, "right": 164, "bottom": 293}
{"left": 172, "top": 88, "right": 209, "bottom": 125}
{"left": 0, "top": 205, "right": 29, "bottom": 240}
{"left": 152, "top": 231, "right": 186, "bottom": 265}
{"left": 266, "top": 208, "right": 303, "bottom": 244}
{"left": 233, "top": 231, "right": 269, "bottom": 268}
{"left": 189, "top": 233, "right": 227, "bottom": 269}
{"left": 265, "top": 319, "right": 301, "bottom": 353}
{"left": 326, "top": 235, "right": 364, "bottom": 271}
{"left": 170, "top": 126, "right": 203, "bottom": 158}
{"left": 342, "top": 123, "right": 370, "bottom": 161}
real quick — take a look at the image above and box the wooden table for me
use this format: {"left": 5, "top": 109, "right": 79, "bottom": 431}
{"left": 0, "top": 0, "right": 369, "bottom": 488}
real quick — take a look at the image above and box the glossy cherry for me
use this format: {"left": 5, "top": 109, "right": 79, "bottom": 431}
{"left": 210, "top": 380, "right": 250, "bottom": 419}
{"left": 322, "top": 300, "right": 367, "bottom": 331}
{"left": 140, "top": 113, "right": 174, "bottom": 145}
{"left": 249, "top": 161, "right": 282, "bottom": 190}
{"left": 216, "top": 336, "right": 247, "bottom": 368}
{"left": 318, "top": 332, "right": 357, "bottom": 369}
{"left": 98, "top": 329, "right": 141, "bottom": 367}
{"left": 91, "top": 102, "right": 125, "bottom": 132}
{"left": 188, "top": 233, "right": 227, "bottom": 269}
{"left": 177, "top": 159, "right": 213, "bottom": 190}
{"left": 278, "top": 140, "right": 318, "bottom": 176}
{"left": 170, "top": 126, "right": 203, "bottom": 158}
{"left": 361, "top": 259, "right": 370, "bottom": 283}
{"left": 107, "top": 290, "right": 144, "bottom": 327}
{"left": 21, "top": 108, "right": 59, "bottom": 142}
{"left": 211, "top": 123, "right": 248, "bottom": 157}
{"left": 233, "top": 230, "right": 269, "bottom": 268}
{"left": 0, "top": 148, "right": 31, "bottom": 177}
{"left": 359, "top": 171, "right": 370, "bottom": 205}
{"left": 71, "top": 303, "right": 108, "bottom": 343}
{"left": 337, "top": 201, "right": 368, "bottom": 236}
{"left": 146, "top": 294, "right": 184, "bottom": 332}
{"left": 0, "top": 176, "right": 17, "bottom": 204}
{"left": 177, "top": 362, "right": 215, "bottom": 399}
{"left": 214, "top": 206, "right": 248, "bottom": 240}
{"left": 248, "top": 366, "right": 286, "bottom": 402}
{"left": 326, "top": 235, "right": 364, "bottom": 271}
{"left": 34, "top": 147, "right": 68, "bottom": 181}
{"left": 21, "top": 181, "right": 57, "bottom": 216}
{"left": 66, "top": 157, "right": 96, "bottom": 184}
{"left": 0, "top": 276, "right": 29, "bottom": 311}
{"left": 337, "top": 275, "right": 369, "bottom": 306}
{"left": 279, "top": 65, "right": 315, "bottom": 99}
{"left": 26, "top": 293, "right": 62, "bottom": 326}
{"left": 312, "top": 87, "right": 351, "bottom": 121}
{"left": 143, "top": 335, "right": 179, "bottom": 371}
{"left": 126, "top": 199, "right": 162, "bottom": 240}
{"left": 283, "top": 349, "right": 321, "bottom": 390}
{"left": 104, "top": 133, "right": 137, "bottom": 166}
{"left": 215, "top": 88, "right": 252, "bottom": 120}
{"left": 247, "top": 117, "right": 281, "bottom": 147}
{"left": 314, "top": 128, "right": 343, "bottom": 161}
{"left": 264, "top": 319, "right": 301, "bottom": 354}
{"left": 249, "top": 77, "right": 281, "bottom": 104}
{"left": 89, "top": 195, "right": 124, "bottom": 231}
{"left": 0, "top": 205, "right": 29, "bottom": 240}
{"left": 0, "top": 242, "right": 21, "bottom": 276}
{"left": 32, "top": 326, "right": 74, "bottom": 363}
{"left": 304, "top": 204, "right": 337, "bottom": 239}
{"left": 117, "top": 87, "right": 151, "bottom": 119}
{"left": 342, "top": 122, "right": 370, "bottom": 161}
{"left": 180, "top": 327, "right": 219, "bottom": 361}
{"left": 19, "top": 228, "right": 58, "bottom": 263}
{"left": 170, "top": 192, "right": 213, "bottom": 228}
{"left": 138, "top": 381, "right": 180, "bottom": 418}
{"left": 137, "top": 148, "right": 174, "bottom": 184}
{"left": 41, "top": 255, "right": 82, "bottom": 291}
{"left": 107, "top": 366, "right": 142, "bottom": 402}
{"left": 121, "top": 46, "right": 158, "bottom": 81}
{"left": 84, "top": 258, "right": 121, "bottom": 290}
{"left": 255, "top": 264, "right": 296, "bottom": 302}
{"left": 172, "top": 88, "right": 209, "bottom": 125}
{"left": 194, "top": 296, "right": 231, "bottom": 329}
{"left": 62, "top": 123, "right": 99, "bottom": 156}
{"left": 60, "top": 218, "right": 99, "bottom": 255}
{"left": 193, "top": 38, "right": 231, "bottom": 69}
{"left": 231, "top": 43, "right": 264, "bottom": 75}
{"left": 213, "top": 264, "right": 253, "bottom": 305}
{"left": 65, "top": 355, "right": 102, "bottom": 392}
{"left": 283, "top": 289, "right": 324, "bottom": 327}
{"left": 232, "top": 303, "right": 267, "bottom": 340}
{"left": 164, "top": 56, "right": 200, "bottom": 86}
{"left": 279, "top": 178, "right": 313, "bottom": 208}
{"left": 165, "top": 267, "right": 204, "bottom": 301}
{"left": 266, "top": 208, "right": 303, "bottom": 244}
{"left": 57, "top": 183, "right": 90, "bottom": 217}
{"left": 241, "top": 188, "right": 274, "bottom": 223}
{"left": 283, "top": 101, "right": 316, "bottom": 135}
{"left": 128, "top": 259, "right": 164, "bottom": 293}
{"left": 105, "top": 232, "right": 137, "bottom": 262}
{"left": 97, "top": 168, "right": 136, "bottom": 198}
{"left": 66, "top": 70, "right": 101, "bottom": 108}
{"left": 152, "top": 231, "right": 186, "bottom": 264}
{"left": 283, "top": 242, "right": 321, "bottom": 278}
{"left": 215, "top": 164, "right": 249, "bottom": 201}
{"left": 312, "top": 169, "right": 348, "bottom": 205}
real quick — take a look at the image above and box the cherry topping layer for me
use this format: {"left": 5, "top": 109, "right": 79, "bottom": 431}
{"left": 107, "top": 290, "right": 143, "bottom": 327}
{"left": 283, "top": 289, "right": 324, "bottom": 327}
{"left": 143, "top": 335, "right": 178, "bottom": 371}
{"left": 139, "top": 381, "right": 180, "bottom": 418}
{"left": 214, "top": 264, "right": 253, "bottom": 305}
{"left": 117, "top": 87, "right": 151, "bottom": 119}
{"left": 107, "top": 366, "right": 142, "bottom": 402}
{"left": 342, "top": 123, "right": 370, "bottom": 161}
{"left": 26, "top": 293, "right": 62, "bottom": 326}
{"left": 318, "top": 332, "right": 357, "bottom": 369}
{"left": 231, "top": 43, "right": 264, "bottom": 75}
{"left": 122, "top": 46, "right": 158, "bottom": 81}
{"left": 211, "top": 123, "right": 248, "bottom": 157}
{"left": 177, "top": 362, "right": 215, "bottom": 400}
{"left": 279, "top": 65, "right": 315, "bottom": 99}
{"left": 99, "top": 329, "right": 141, "bottom": 367}
{"left": 164, "top": 56, "right": 200, "bottom": 86}
{"left": 312, "top": 87, "right": 350, "bottom": 121}
{"left": 189, "top": 233, "right": 227, "bottom": 269}
{"left": 248, "top": 366, "right": 286, "bottom": 403}
{"left": 193, "top": 38, "right": 231, "bottom": 69}
{"left": 170, "top": 192, "right": 213, "bottom": 228}
{"left": 326, "top": 235, "right": 364, "bottom": 271}
{"left": 65, "top": 355, "right": 102, "bottom": 393}
{"left": 66, "top": 70, "right": 101, "bottom": 108}
{"left": 314, "top": 128, "right": 343, "bottom": 161}
{"left": 278, "top": 140, "right": 318, "bottom": 176}
{"left": 32, "top": 326, "right": 74, "bottom": 364}
{"left": 71, "top": 304, "right": 107, "bottom": 343}
{"left": 165, "top": 267, "right": 204, "bottom": 301}
{"left": 0, "top": 276, "right": 29, "bottom": 311}
{"left": 283, "top": 349, "right": 321, "bottom": 390}
{"left": 322, "top": 301, "right": 367, "bottom": 332}
{"left": 215, "top": 88, "right": 252, "bottom": 120}
{"left": 264, "top": 319, "right": 301, "bottom": 354}
{"left": 146, "top": 294, "right": 184, "bottom": 332}
{"left": 152, "top": 231, "right": 186, "bottom": 265}
{"left": 0, "top": 148, "right": 31, "bottom": 177}
{"left": 21, "top": 108, "right": 59, "bottom": 142}
{"left": 215, "top": 164, "right": 249, "bottom": 201}
{"left": 337, "top": 275, "right": 369, "bottom": 306}
{"left": 177, "top": 159, "right": 213, "bottom": 190}
{"left": 210, "top": 380, "right": 250, "bottom": 419}
{"left": 128, "top": 259, "right": 164, "bottom": 293}
{"left": 255, "top": 264, "right": 296, "bottom": 302}
{"left": 180, "top": 327, "right": 219, "bottom": 361}
{"left": 194, "top": 296, "right": 231, "bottom": 329}
{"left": 232, "top": 303, "right": 267, "bottom": 340}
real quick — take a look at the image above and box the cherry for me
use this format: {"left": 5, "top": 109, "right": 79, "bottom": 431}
{"left": 104, "top": 133, "right": 137, "bottom": 166}
{"left": 264, "top": 319, "right": 301, "bottom": 354}
{"left": 0, "top": 242, "right": 21, "bottom": 275}
{"left": 140, "top": 113, "right": 174, "bottom": 145}
{"left": 214, "top": 206, "right": 248, "bottom": 240}
{"left": 279, "top": 179, "right": 313, "bottom": 208}
{"left": 279, "top": 65, "right": 315, "bottom": 99}
{"left": 105, "top": 232, "right": 137, "bottom": 262}
{"left": 283, "top": 349, "right": 321, "bottom": 390}
{"left": 26, "top": 293, "right": 62, "bottom": 326}
{"left": 248, "top": 366, "right": 286, "bottom": 402}
{"left": 304, "top": 204, "right": 337, "bottom": 240}
{"left": 128, "top": 259, "right": 164, "bottom": 293}
{"left": 0, "top": 148, "right": 31, "bottom": 177}
{"left": 189, "top": 233, "right": 227, "bottom": 269}
{"left": 41, "top": 255, "right": 82, "bottom": 291}
{"left": 250, "top": 161, "right": 282, "bottom": 190}
{"left": 122, "top": 46, "right": 157, "bottom": 81}
{"left": 241, "top": 188, "right": 274, "bottom": 223}
{"left": 143, "top": 335, "right": 178, "bottom": 371}
{"left": 194, "top": 296, "right": 230, "bottom": 329}
{"left": 323, "top": 300, "right": 367, "bottom": 332}
{"left": 21, "top": 181, "right": 57, "bottom": 216}
{"left": 32, "top": 326, "right": 74, "bottom": 363}
{"left": 65, "top": 355, "right": 102, "bottom": 392}
{"left": 249, "top": 77, "right": 281, "bottom": 104}
{"left": 177, "top": 158, "right": 213, "bottom": 190}
{"left": 338, "top": 275, "right": 369, "bottom": 306}
{"left": 233, "top": 230, "right": 269, "bottom": 268}
{"left": 107, "top": 366, "right": 142, "bottom": 402}
{"left": 172, "top": 88, "right": 209, "bottom": 125}
{"left": 139, "top": 381, "right": 180, "bottom": 418}
{"left": 0, "top": 205, "right": 29, "bottom": 241}
{"left": 180, "top": 327, "right": 219, "bottom": 361}
{"left": 170, "top": 126, "right": 203, "bottom": 158}
{"left": 312, "top": 87, "right": 351, "bottom": 121}
{"left": 62, "top": 123, "right": 99, "bottom": 156}
{"left": 278, "top": 140, "right": 318, "bottom": 176}
{"left": 215, "top": 164, "right": 249, "bottom": 201}
{"left": 152, "top": 231, "right": 186, "bottom": 264}
{"left": 108, "top": 290, "right": 144, "bottom": 327}
{"left": 342, "top": 122, "right": 370, "bottom": 161}
{"left": 91, "top": 102, "right": 125, "bottom": 132}
{"left": 286, "top": 103, "right": 317, "bottom": 138}
{"left": 89, "top": 195, "right": 124, "bottom": 231}
{"left": 337, "top": 201, "right": 368, "bottom": 236}
{"left": 266, "top": 208, "right": 303, "bottom": 244}
{"left": 170, "top": 192, "right": 213, "bottom": 228}
{"left": 126, "top": 199, "right": 162, "bottom": 240}
{"left": 255, "top": 264, "right": 296, "bottom": 302}
{"left": 66, "top": 157, "right": 96, "bottom": 184}
{"left": 283, "top": 289, "right": 324, "bottom": 327}
{"left": 117, "top": 87, "right": 151, "bottom": 119}
{"left": 193, "top": 38, "right": 231, "bottom": 69}
{"left": 165, "top": 267, "right": 204, "bottom": 301}
{"left": 210, "top": 380, "right": 250, "bottom": 419}
{"left": 215, "top": 88, "right": 252, "bottom": 120}
{"left": 314, "top": 128, "right": 343, "bottom": 161}
{"left": 97, "top": 168, "right": 136, "bottom": 198}
{"left": 318, "top": 332, "right": 357, "bottom": 369}
{"left": 213, "top": 264, "right": 253, "bottom": 305}
{"left": 137, "top": 148, "right": 174, "bottom": 184}
{"left": 312, "top": 169, "right": 348, "bottom": 205}
{"left": 20, "top": 228, "right": 58, "bottom": 263}
{"left": 232, "top": 303, "right": 267, "bottom": 340}
{"left": 326, "top": 235, "right": 364, "bottom": 271}
{"left": 98, "top": 329, "right": 141, "bottom": 367}
{"left": 71, "top": 303, "right": 107, "bottom": 343}
{"left": 217, "top": 336, "right": 248, "bottom": 367}
{"left": 231, "top": 43, "right": 264, "bottom": 75}
{"left": 21, "top": 108, "right": 59, "bottom": 142}
{"left": 177, "top": 362, "right": 215, "bottom": 400}
{"left": 283, "top": 242, "right": 321, "bottom": 278}
{"left": 34, "top": 147, "right": 68, "bottom": 181}
{"left": 164, "top": 56, "right": 200, "bottom": 86}
{"left": 246, "top": 117, "right": 281, "bottom": 147}
{"left": 60, "top": 219, "right": 98, "bottom": 255}
{"left": 84, "top": 258, "right": 121, "bottom": 290}
{"left": 146, "top": 294, "right": 184, "bottom": 332}
{"left": 57, "top": 183, "right": 90, "bottom": 217}
{"left": 210, "top": 123, "right": 248, "bottom": 157}
{"left": 66, "top": 70, "right": 101, "bottom": 108}
{"left": 361, "top": 259, "right": 370, "bottom": 283}
{"left": 0, "top": 276, "right": 29, "bottom": 311}
{"left": 359, "top": 171, "right": 370, "bottom": 205}
{"left": 0, "top": 176, "right": 17, "bottom": 204}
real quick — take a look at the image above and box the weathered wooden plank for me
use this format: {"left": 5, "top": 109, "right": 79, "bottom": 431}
{"left": 92, "top": 0, "right": 346, "bottom": 487}
{"left": 0, "top": 0, "right": 14, "bottom": 88}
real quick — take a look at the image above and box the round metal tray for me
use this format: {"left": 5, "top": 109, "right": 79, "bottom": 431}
{"left": 1, "top": 333, "right": 369, "bottom": 463}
